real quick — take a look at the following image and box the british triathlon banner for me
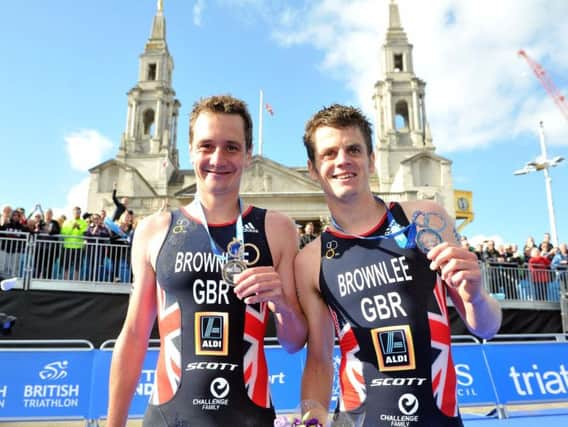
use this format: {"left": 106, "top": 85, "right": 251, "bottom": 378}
{"left": 482, "top": 342, "right": 568, "bottom": 404}
{"left": 0, "top": 350, "right": 93, "bottom": 419}
{"left": 88, "top": 349, "right": 159, "bottom": 419}
{"left": 2, "top": 342, "right": 567, "bottom": 420}
{"left": 451, "top": 344, "right": 499, "bottom": 406}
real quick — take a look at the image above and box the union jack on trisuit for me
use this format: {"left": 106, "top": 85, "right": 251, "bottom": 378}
{"left": 429, "top": 276, "right": 458, "bottom": 416}
{"left": 151, "top": 285, "right": 182, "bottom": 404}
{"left": 243, "top": 302, "right": 271, "bottom": 407}
{"left": 334, "top": 319, "right": 365, "bottom": 412}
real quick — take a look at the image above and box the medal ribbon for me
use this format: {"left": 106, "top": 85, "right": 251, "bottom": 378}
{"left": 190, "top": 195, "right": 244, "bottom": 258}
{"left": 329, "top": 196, "right": 417, "bottom": 249}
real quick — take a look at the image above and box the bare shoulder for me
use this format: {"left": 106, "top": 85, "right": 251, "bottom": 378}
{"left": 265, "top": 209, "right": 296, "bottom": 233}
{"left": 134, "top": 211, "right": 170, "bottom": 239}
{"left": 296, "top": 236, "right": 321, "bottom": 266}
{"left": 264, "top": 209, "right": 298, "bottom": 264}
{"left": 264, "top": 210, "right": 297, "bottom": 248}
{"left": 295, "top": 236, "right": 322, "bottom": 289}
{"left": 132, "top": 211, "right": 171, "bottom": 266}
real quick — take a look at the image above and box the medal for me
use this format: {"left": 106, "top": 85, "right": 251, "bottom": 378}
{"left": 411, "top": 210, "right": 445, "bottom": 254}
{"left": 415, "top": 228, "right": 443, "bottom": 254}
{"left": 222, "top": 238, "right": 247, "bottom": 286}
{"left": 222, "top": 259, "right": 247, "bottom": 286}
{"left": 191, "top": 195, "right": 246, "bottom": 286}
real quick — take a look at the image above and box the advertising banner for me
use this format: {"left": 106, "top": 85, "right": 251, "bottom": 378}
{"left": 483, "top": 342, "right": 568, "bottom": 404}
{"left": 88, "top": 349, "right": 158, "bottom": 419}
{"left": 0, "top": 350, "right": 93, "bottom": 420}
{"left": 265, "top": 346, "right": 305, "bottom": 412}
{"left": 451, "top": 344, "right": 499, "bottom": 406}
{"left": 3, "top": 341, "right": 564, "bottom": 421}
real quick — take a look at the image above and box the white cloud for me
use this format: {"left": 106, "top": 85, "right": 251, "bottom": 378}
{"left": 193, "top": 0, "right": 205, "bottom": 26}
{"left": 51, "top": 177, "right": 91, "bottom": 218}
{"left": 266, "top": 0, "right": 568, "bottom": 152}
{"left": 65, "top": 129, "right": 113, "bottom": 172}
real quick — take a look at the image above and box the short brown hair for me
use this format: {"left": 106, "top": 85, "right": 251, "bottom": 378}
{"left": 303, "top": 104, "right": 373, "bottom": 163}
{"left": 189, "top": 95, "right": 253, "bottom": 151}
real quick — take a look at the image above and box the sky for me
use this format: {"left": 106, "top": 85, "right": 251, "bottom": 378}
{"left": 1, "top": 0, "right": 567, "bottom": 248}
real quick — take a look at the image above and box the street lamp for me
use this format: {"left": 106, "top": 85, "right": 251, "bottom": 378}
{"left": 513, "top": 121, "right": 564, "bottom": 247}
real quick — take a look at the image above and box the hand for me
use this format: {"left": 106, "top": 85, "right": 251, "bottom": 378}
{"left": 233, "top": 266, "right": 289, "bottom": 313}
{"left": 427, "top": 242, "right": 484, "bottom": 304}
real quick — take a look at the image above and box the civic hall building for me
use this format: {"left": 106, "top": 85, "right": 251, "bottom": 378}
{"left": 86, "top": 1, "right": 474, "bottom": 231}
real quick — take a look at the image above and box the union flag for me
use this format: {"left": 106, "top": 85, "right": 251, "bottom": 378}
{"left": 265, "top": 103, "right": 274, "bottom": 116}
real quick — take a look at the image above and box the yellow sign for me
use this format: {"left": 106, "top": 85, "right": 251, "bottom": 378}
{"left": 454, "top": 190, "right": 473, "bottom": 232}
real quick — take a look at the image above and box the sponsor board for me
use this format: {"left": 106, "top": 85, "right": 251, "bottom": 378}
{"left": 2, "top": 341, "right": 565, "bottom": 421}
{"left": 265, "top": 346, "right": 305, "bottom": 412}
{"left": 88, "top": 349, "right": 158, "bottom": 419}
{"left": 452, "top": 344, "right": 499, "bottom": 406}
{"left": 483, "top": 342, "right": 568, "bottom": 404}
{"left": 0, "top": 350, "right": 93, "bottom": 418}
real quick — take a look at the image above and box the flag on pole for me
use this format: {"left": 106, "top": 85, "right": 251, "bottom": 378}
{"left": 265, "top": 103, "right": 274, "bottom": 116}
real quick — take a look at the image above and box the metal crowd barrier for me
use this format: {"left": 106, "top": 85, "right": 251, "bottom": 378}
{"left": 481, "top": 262, "right": 567, "bottom": 303}
{"left": 0, "top": 231, "right": 132, "bottom": 293}
{"left": 1, "top": 232, "right": 566, "bottom": 304}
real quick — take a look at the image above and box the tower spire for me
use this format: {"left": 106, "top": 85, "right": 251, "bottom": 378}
{"left": 386, "top": 0, "right": 408, "bottom": 43}
{"left": 389, "top": 0, "right": 401, "bottom": 29}
{"left": 148, "top": 0, "right": 166, "bottom": 47}
{"left": 117, "top": 0, "right": 180, "bottom": 187}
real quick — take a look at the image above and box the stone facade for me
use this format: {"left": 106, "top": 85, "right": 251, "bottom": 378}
{"left": 87, "top": 1, "right": 472, "bottom": 229}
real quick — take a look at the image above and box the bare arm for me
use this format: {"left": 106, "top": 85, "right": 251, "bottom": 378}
{"left": 234, "top": 211, "right": 307, "bottom": 352}
{"left": 107, "top": 213, "right": 168, "bottom": 426}
{"left": 402, "top": 200, "right": 502, "bottom": 339}
{"left": 296, "top": 239, "right": 335, "bottom": 423}
{"left": 112, "top": 182, "right": 120, "bottom": 207}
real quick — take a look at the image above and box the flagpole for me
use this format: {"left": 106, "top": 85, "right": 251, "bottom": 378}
{"left": 258, "top": 89, "right": 264, "bottom": 157}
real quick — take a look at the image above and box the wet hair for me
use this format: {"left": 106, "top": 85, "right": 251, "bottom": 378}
{"left": 303, "top": 104, "right": 373, "bottom": 163}
{"left": 189, "top": 95, "right": 253, "bottom": 151}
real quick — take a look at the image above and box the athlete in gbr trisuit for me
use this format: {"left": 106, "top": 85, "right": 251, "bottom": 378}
{"left": 107, "top": 95, "right": 307, "bottom": 427}
{"left": 295, "top": 104, "right": 502, "bottom": 426}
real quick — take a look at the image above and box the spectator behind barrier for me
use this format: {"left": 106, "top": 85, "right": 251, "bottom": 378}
{"left": 61, "top": 207, "right": 88, "bottom": 280}
{"left": 0, "top": 210, "right": 26, "bottom": 277}
{"left": 523, "top": 236, "right": 537, "bottom": 262}
{"left": 528, "top": 247, "right": 552, "bottom": 300}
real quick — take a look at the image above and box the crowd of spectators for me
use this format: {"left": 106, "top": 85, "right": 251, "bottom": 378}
{"left": 460, "top": 232, "right": 568, "bottom": 271}
{"left": 0, "top": 184, "right": 137, "bottom": 283}
{"left": 2, "top": 201, "right": 567, "bottom": 294}
{"left": 461, "top": 233, "right": 567, "bottom": 301}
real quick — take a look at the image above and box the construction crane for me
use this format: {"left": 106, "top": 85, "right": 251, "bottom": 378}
{"left": 518, "top": 49, "right": 568, "bottom": 121}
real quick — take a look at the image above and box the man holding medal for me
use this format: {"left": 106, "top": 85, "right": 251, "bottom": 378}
{"left": 295, "top": 104, "right": 502, "bottom": 426}
{"left": 107, "top": 95, "right": 307, "bottom": 427}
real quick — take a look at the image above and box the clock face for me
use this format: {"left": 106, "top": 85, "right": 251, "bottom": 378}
{"left": 457, "top": 197, "right": 469, "bottom": 211}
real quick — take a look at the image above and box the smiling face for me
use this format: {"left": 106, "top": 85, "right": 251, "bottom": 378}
{"left": 308, "top": 125, "right": 374, "bottom": 204}
{"left": 190, "top": 111, "right": 251, "bottom": 199}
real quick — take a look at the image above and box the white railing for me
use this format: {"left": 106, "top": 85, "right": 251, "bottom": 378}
{"left": 0, "top": 231, "right": 132, "bottom": 292}
{"left": 1, "top": 232, "right": 566, "bottom": 301}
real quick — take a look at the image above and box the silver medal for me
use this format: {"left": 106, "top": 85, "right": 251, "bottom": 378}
{"left": 416, "top": 228, "right": 442, "bottom": 254}
{"left": 222, "top": 259, "right": 247, "bottom": 286}
{"left": 222, "top": 237, "right": 247, "bottom": 286}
